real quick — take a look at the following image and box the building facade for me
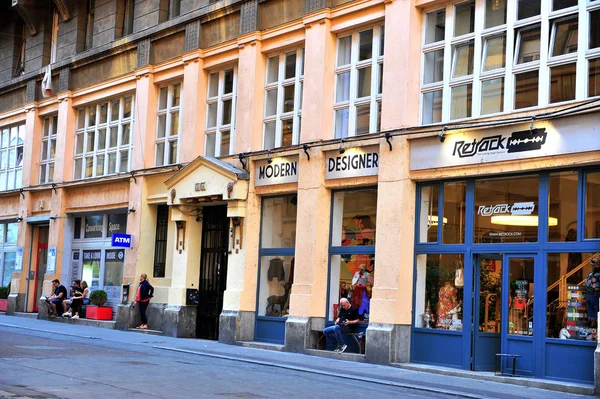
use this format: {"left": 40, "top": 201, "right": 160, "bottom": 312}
{"left": 0, "top": 0, "right": 598, "bottom": 385}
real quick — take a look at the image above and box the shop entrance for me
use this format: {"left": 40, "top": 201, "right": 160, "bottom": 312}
{"left": 196, "top": 205, "right": 229, "bottom": 340}
{"left": 32, "top": 226, "right": 49, "bottom": 312}
{"left": 471, "top": 254, "right": 502, "bottom": 371}
{"left": 471, "top": 254, "right": 536, "bottom": 374}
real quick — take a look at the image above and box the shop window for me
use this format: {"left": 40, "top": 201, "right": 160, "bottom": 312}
{"left": 40, "top": 115, "right": 57, "bottom": 184}
{"left": 414, "top": 254, "right": 464, "bottom": 330}
{"left": 74, "top": 96, "right": 134, "bottom": 179}
{"left": 474, "top": 175, "right": 539, "bottom": 243}
{"left": 547, "top": 253, "right": 597, "bottom": 339}
{"left": 205, "top": 67, "right": 236, "bottom": 157}
{"left": 334, "top": 26, "right": 383, "bottom": 138}
{"left": 153, "top": 205, "right": 168, "bottom": 278}
{"left": 107, "top": 214, "right": 127, "bottom": 237}
{"left": 260, "top": 195, "right": 297, "bottom": 248}
{"left": 548, "top": 171, "right": 578, "bottom": 242}
{"left": 419, "top": 185, "right": 439, "bottom": 243}
{"left": 585, "top": 171, "right": 600, "bottom": 239}
{"left": 84, "top": 216, "right": 104, "bottom": 239}
{"left": 104, "top": 249, "right": 124, "bottom": 288}
{"left": 0, "top": 222, "right": 18, "bottom": 287}
{"left": 328, "top": 254, "right": 375, "bottom": 322}
{"left": 155, "top": 82, "right": 182, "bottom": 166}
{"left": 257, "top": 256, "right": 295, "bottom": 317}
{"left": 257, "top": 195, "right": 297, "bottom": 318}
{"left": 82, "top": 250, "right": 101, "bottom": 289}
{"left": 0, "top": 124, "right": 25, "bottom": 191}
{"left": 330, "top": 189, "right": 377, "bottom": 247}
{"left": 263, "top": 49, "right": 304, "bottom": 149}
{"left": 328, "top": 188, "right": 377, "bottom": 323}
{"left": 442, "top": 181, "right": 466, "bottom": 244}
{"left": 508, "top": 257, "right": 535, "bottom": 336}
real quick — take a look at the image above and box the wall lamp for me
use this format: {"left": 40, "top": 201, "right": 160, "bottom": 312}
{"left": 15, "top": 217, "right": 23, "bottom": 223}
{"left": 529, "top": 116, "right": 536, "bottom": 135}
{"left": 303, "top": 144, "right": 311, "bottom": 161}
{"left": 339, "top": 139, "right": 345, "bottom": 154}
{"left": 238, "top": 154, "right": 247, "bottom": 170}
{"left": 267, "top": 150, "right": 273, "bottom": 164}
{"left": 384, "top": 132, "right": 393, "bottom": 151}
{"left": 128, "top": 208, "right": 136, "bottom": 214}
{"left": 439, "top": 127, "right": 448, "bottom": 143}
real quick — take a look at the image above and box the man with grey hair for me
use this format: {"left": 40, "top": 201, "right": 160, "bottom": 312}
{"left": 323, "top": 298, "right": 360, "bottom": 353}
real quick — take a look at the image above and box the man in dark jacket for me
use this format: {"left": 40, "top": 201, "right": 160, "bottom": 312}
{"left": 133, "top": 273, "right": 154, "bottom": 329}
{"left": 44, "top": 279, "right": 67, "bottom": 317}
{"left": 323, "top": 298, "right": 360, "bottom": 353}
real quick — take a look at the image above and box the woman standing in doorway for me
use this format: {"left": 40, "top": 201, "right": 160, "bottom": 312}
{"left": 134, "top": 273, "right": 154, "bottom": 329}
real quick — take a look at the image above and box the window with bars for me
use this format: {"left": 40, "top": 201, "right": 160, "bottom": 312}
{"left": 334, "top": 25, "right": 384, "bottom": 138}
{"left": 263, "top": 49, "right": 304, "bottom": 150}
{"left": 0, "top": 124, "right": 24, "bottom": 191}
{"left": 155, "top": 82, "right": 182, "bottom": 166}
{"left": 74, "top": 96, "right": 134, "bottom": 180}
{"left": 205, "top": 67, "right": 237, "bottom": 157}
{"left": 40, "top": 115, "right": 57, "bottom": 184}
{"left": 421, "top": 0, "right": 600, "bottom": 124}
{"left": 153, "top": 205, "right": 169, "bottom": 278}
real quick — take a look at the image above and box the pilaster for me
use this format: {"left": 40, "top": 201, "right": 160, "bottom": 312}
{"left": 132, "top": 69, "right": 157, "bottom": 170}
{"left": 180, "top": 53, "right": 205, "bottom": 162}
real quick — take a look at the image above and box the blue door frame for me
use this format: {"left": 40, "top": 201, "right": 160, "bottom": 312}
{"left": 411, "top": 167, "right": 599, "bottom": 383}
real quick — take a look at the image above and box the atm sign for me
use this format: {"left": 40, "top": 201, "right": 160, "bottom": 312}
{"left": 111, "top": 233, "right": 133, "bottom": 248}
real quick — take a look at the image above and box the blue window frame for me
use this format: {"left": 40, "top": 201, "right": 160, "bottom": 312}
{"left": 411, "top": 167, "right": 600, "bottom": 382}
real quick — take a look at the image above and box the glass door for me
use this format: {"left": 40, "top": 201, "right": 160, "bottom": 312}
{"left": 472, "top": 254, "right": 502, "bottom": 371}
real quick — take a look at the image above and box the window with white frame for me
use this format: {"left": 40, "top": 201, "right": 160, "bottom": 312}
{"left": 263, "top": 49, "right": 304, "bottom": 149}
{"left": 421, "top": 0, "right": 600, "bottom": 124}
{"left": 155, "top": 82, "right": 182, "bottom": 166}
{"left": 74, "top": 96, "right": 134, "bottom": 179}
{"left": 0, "top": 124, "right": 25, "bottom": 191}
{"left": 40, "top": 115, "right": 57, "bottom": 184}
{"left": 205, "top": 67, "right": 237, "bottom": 157}
{"left": 334, "top": 25, "right": 384, "bottom": 138}
{"left": 0, "top": 222, "right": 18, "bottom": 287}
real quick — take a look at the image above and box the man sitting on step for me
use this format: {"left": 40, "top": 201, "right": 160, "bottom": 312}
{"left": 323, "top": 298, "right": 360, "bottom": 353}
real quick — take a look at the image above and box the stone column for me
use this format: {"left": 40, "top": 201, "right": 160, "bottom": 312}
{"left": 132, "top": 67, "right": 157, "bottom": 170}
{"left": 179, "top": 51, "right": 206, "bottom": 162}
{"left": 365, "top": 0, "right": 421, "bottom": 364}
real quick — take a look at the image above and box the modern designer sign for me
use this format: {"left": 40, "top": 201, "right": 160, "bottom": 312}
{"left": 254, "top": 156, "right": 299, "bottom": 186}
{"left": 326, "top": 146, "right": 379, "bottom": 179}
{"left": 409, "top": 113, "right": 600, "bottom": 170}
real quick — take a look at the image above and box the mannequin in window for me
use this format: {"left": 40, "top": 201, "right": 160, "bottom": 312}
{"left": 351, "top": 264, "right": 370, "bottom": 310}
{"left": 436, "top": 281, "right": 457, "bottom": 330}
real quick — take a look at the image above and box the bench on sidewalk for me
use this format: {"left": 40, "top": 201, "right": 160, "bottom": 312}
{"left": 317, "top": 331, "right": 366, "bottom": 354}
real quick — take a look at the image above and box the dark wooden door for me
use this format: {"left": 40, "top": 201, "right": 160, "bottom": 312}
{"left": 196, "top": 205, "right": 229, "bottom": 340}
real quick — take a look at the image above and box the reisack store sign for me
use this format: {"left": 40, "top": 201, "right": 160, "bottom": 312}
{"left": 409, "top": 114, "right": 600, "bottom": 170}
{"left": 255, "top": 156, "right": 299, "bottom": 186}
{"left": 326, "top": 146, "right": 379, "bottom": 179}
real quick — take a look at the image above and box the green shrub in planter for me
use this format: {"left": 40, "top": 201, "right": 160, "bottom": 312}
{"left": 0, "top": 286, "right": 8, "bottom": 300}
{"left": 89, "top": 290, "right": 108, "bottom": 306}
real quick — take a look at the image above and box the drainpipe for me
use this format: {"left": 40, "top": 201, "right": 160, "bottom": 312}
{"left": 23, "top": 226, "right": 34, "bottom": 313}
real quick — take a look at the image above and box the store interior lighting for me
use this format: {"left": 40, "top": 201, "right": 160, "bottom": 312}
{"left": 428, "top": 215, "right": 448, "bottom": 226}
{"left": 490, "top": 215, "right": 558, "bottom": 226}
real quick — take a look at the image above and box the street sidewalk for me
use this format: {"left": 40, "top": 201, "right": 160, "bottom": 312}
{"left": 0, "top": 314, "right": 593, "bottom": 399}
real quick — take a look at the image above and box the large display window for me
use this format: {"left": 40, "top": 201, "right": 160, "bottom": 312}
{"left": 257, "top": 195, "right": 297, "bottom": 318}
{"left": 0, "top": 222, "right": 18, "bottom": 287}
{"left": 72, "top": 213, "right": 127, "bottom": 306}
{"left": 328, "top": 188, "right": 377, "bottom": 322}
{"left": 414, "top": 254, "right": 464, "bottom": 330}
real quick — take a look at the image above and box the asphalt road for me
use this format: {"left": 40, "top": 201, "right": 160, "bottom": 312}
{"left": 0, "top": 326, "right": 455, "bottom": 399}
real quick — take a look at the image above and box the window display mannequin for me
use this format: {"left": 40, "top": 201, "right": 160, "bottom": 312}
{"left": 351, "top": 264, "right": 370, "bottom": 310}
{"left": 586, "top": 257, "right": 600, "bottom": 328}
{"left": 436, "top": 281, "right": 458, "bottom": 330}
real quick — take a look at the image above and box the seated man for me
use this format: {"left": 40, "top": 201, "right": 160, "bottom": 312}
{"left": 323, "top": 298, "right": 360, "bottom": 353}
{"left": 44, "top": 279, "right": 67, "bottom": 317}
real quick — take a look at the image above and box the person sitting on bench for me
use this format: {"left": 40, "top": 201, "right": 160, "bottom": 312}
{"left": 44, "top": 279, "right": 67, "bottom": 317}
{"left": 323, "top": 298, "right": 360, "bottom": 353}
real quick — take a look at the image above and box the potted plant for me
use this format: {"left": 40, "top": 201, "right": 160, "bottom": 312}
{"left": 86, "top": 289, "right": 112, "bottom": 320}
{"left": 0, "top": 284, "right": 9, "bottom": 312}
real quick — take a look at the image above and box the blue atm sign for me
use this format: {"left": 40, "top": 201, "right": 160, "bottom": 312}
{"left": 111, "top": 233, "right": 133, "bottom": 248}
